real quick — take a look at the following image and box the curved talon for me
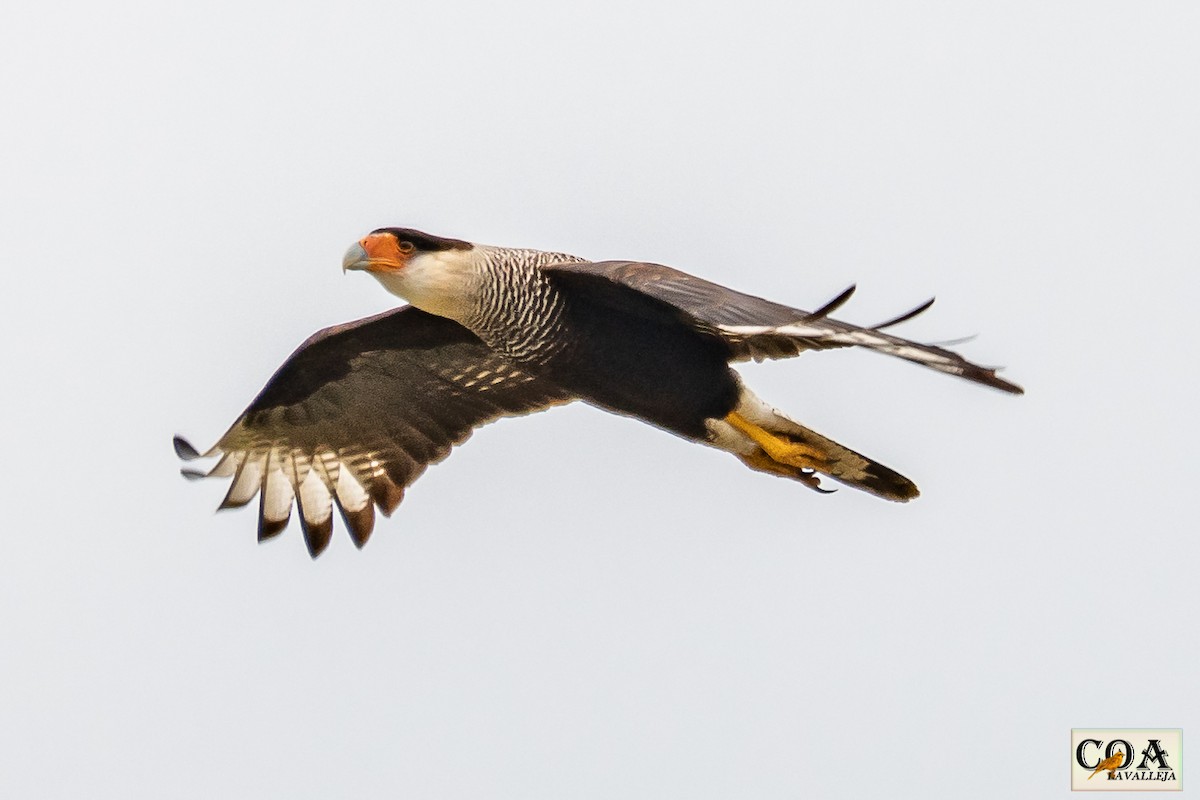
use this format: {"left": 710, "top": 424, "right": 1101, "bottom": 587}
{"left": 795, "top": 470, "right": 835, "bottom": 494}
{"left": 737, "top": 449, "right": 836, "bottom": 494}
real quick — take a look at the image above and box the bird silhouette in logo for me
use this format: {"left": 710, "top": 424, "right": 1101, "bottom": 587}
{"left": 1089, "top": 750, "right": 1126, "bottom": 780}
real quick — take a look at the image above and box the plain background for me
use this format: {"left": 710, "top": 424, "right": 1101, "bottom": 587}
{"left": 2, "top": 1, "right": 1197, "bottom": 797}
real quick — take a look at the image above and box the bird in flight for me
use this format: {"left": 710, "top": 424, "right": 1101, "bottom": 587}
{"left": 176, "top": 228, "right": 1022, "bottom": 557}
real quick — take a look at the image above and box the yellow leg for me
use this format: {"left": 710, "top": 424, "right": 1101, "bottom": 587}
{"left": 725, "top": 411, "right": 831, "bottom": 470}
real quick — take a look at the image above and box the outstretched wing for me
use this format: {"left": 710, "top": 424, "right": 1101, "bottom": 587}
{"left": 544, "top": 260, "right": 1022, "bottom": 394}
{"left": 175, "top": 306, "right": 573, "bottom": 557}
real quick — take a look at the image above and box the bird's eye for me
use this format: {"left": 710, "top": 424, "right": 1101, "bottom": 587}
{"left": 397, "top": 240, "right": 416, "bottom": 254}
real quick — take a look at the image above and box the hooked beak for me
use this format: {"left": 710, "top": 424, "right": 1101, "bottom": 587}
{"left": 342, "top": 242, "right": 370, "bottom": 273}
{"left": 342, "top": 233, "right": 408, "bottom": 274}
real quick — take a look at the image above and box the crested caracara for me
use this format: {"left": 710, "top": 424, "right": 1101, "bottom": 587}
{"left": 175, "top": 228, "right": 1022, "bottom": 557}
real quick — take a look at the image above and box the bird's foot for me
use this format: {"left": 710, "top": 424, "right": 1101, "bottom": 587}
{"left": 725, "top": 411, "right": 831, "bottom": 471}
{"left": 726, "top": 411, "right": 837, "bottom": 494}
{"left": 738, "top": 449, "right": 834, "bottom": 494}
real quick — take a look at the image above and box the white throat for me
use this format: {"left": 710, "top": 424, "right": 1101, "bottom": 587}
{"left": 371, "top": 248, "right": 482, "bottom": 323}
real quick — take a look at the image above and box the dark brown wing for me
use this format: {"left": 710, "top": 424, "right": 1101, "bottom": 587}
{"left": 543, "top": 260, "right": 1022, "bottom": 394}
{"left": 175, "top": 306, "right": 573, "bottom": 557}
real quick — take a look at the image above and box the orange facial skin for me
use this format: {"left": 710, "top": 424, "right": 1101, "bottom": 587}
{"left": 359, "top": 232, "right": 414, "bottom": 273}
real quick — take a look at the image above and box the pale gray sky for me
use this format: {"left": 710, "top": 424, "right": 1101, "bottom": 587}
{"left": 2, "top": 1, "right": 1197, "bottom": 797}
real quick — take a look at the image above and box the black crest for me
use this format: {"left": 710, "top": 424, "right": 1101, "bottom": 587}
{"left": 372, "top": 227, "right": 472, "bottom": 252}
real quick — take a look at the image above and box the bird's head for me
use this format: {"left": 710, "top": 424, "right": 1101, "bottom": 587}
{"left": 343, "top": 227, "right": 478, "bottom": 320}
